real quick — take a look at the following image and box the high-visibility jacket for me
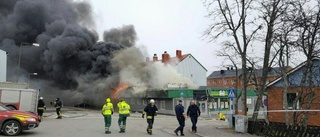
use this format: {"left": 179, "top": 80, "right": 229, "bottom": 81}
{"left": 117, "top": 101, "right": 130, "bottom": 115}
{"left": 102, "top": 98, "right": 114, "bottom": 115}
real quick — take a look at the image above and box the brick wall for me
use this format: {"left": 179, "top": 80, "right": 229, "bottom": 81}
{"left": 267, "top": 87, "right": 320, "bottom": 126}
{"left": 207, "top": 76, "right": 277, "bottom": 89}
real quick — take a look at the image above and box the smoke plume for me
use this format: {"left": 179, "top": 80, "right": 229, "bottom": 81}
{"left": 0, "top": 0, "right": 196, "bottom": 106}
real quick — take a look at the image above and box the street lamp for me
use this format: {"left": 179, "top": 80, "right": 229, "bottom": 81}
{"left": 16, "top": 42, "right": 40, "bottom": 83}
{"left": 28, "top": 73, "right": 38, "bottom": 87}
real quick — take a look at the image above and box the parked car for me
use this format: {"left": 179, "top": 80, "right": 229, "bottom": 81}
{"left": 0, "top": 104, "right": 39, "bottom": 136}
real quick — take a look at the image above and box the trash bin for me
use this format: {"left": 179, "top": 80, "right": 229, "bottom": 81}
{"left": 235, "top": 115, "right": 248, "bottom": 133}
{"left": 226, "top": 114, "right": 234, "bottom": 128}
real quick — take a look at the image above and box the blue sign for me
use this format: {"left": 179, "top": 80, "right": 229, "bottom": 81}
{"left": 264, "top": 99, "right": 268, "bottom": 106}
{"left": 228, "top": 89, "right": 236, "bottom": 98}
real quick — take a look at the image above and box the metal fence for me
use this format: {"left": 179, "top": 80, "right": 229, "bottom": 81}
{"left": 248, "top": 120, "right": 320, "bottom": 137}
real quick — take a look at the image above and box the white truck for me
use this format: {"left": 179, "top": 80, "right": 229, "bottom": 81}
{"left": 0, "top": 88, "right": 39, "bottom": 113}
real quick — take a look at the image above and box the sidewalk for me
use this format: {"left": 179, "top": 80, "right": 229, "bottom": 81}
{"left": 190, "top": 117, "right": 257, "bottom": 137}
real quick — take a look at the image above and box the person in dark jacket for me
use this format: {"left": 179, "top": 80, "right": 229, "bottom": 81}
{"left": 174, "top": 100, "right": 186, "bottom": 136}
{"left": 142, "top": 99, "right": 158, "bottom": 135}
{"left": 50, "top": 98, "right": 63, "bottom": 119}
{"left": 37, "top": 97, "right": 46, "bottom": 122}
{"left": 187, "top": 100, "right": 201, "bottom": 133}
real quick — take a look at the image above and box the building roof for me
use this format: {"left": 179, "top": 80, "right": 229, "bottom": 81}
{"left": 267, "top": 57, "right": 320, "bottom": 87}
{"left": 180, "top": 54, "right": 207, "bottom": 71}
{"left": 207, "top": 67, "right": 287, "bottom": 79}
{"left": 153, "top": 51, "right": 207, "bottom": 71}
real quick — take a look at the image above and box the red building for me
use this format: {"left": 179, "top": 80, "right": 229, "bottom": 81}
{"left": 267, "top": 58, "right": 320, "bottom": 126}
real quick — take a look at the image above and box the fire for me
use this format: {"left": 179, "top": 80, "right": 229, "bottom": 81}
{"left": 111, "top": 82, "right": 129, "bottom": 98}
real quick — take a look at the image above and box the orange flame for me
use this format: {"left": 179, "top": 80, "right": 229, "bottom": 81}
{"left": 111, "top": 82, "right": 129, "bottom": 98}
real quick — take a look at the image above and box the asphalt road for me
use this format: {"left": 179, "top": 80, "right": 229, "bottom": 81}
{"left": 14, "top": 109, "right": 199, "bottom": 137}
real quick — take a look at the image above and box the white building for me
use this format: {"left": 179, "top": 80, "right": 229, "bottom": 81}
{"left": 0, "top": 49, "right": 7, "bottom": 82}
{"left": 152, "top": 50, "right": 207, "bottom": 87}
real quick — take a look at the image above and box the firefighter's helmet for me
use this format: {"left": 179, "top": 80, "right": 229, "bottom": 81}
{"left": 150, "top": 99, "right": 155, "bottom": 104}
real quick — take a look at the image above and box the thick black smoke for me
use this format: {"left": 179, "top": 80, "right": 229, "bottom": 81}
{"left": 0, "top": 0, "right": 137, "bottom": 90}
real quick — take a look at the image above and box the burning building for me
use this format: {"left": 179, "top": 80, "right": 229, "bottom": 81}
{"left": 119, "top": 50, "right": 208, "bottom": 115}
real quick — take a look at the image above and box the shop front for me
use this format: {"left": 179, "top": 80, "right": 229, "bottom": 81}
{"left": 209, "top": 90, "right": 231, "bottom": 112}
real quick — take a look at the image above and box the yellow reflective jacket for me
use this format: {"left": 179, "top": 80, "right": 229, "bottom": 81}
{"left": 102, "top": 98, "right": 114, "bottom": 115}
{"left": 117, "top": 101, "right": 130, "bottom": 115}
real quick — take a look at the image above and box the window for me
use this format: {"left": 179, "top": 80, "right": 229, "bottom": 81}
{"left": 160, "top": 101, "right": 165, "bottom": 110}
{"left": 232, "top": 79, "right": 236, "bottom": 84}
{"left": 287, "top": 93, "right": 300, "bottom": 109}
{"left": 137, "top": 99, "right": 141, "bottom": 105}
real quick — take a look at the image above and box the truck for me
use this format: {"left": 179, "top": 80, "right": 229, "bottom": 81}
{"left": 0, "top": 88, "right": 39, "bottom": 113}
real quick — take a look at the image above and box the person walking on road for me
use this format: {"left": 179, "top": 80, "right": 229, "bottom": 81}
{"left": 142, "top": 99, "right": 158, "bottom": 135}
{"left": 37, "top": 97, "right": 46, "bottom": 122}
{"left": 174, "top": 100, "right": 186, "bottom": 136}
{"left": 187, "top": 100, "right": 201, "bottom": 133}
{"left": 102, "top": 98, "right": 114, "bottom": 134}
{"left": 117, "top": 99, "right": 130, "bottom": 133}
{"left": 51, "top": 98, "right": 63, "bottom": 119}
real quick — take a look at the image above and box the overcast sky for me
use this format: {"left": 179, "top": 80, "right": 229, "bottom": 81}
{"left": 88, "top": 0, "right": 223, "bottom": 75}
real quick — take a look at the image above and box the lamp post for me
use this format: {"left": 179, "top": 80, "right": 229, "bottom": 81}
{"left": 28, "top": 73, "right": 38, "bottom": 88}
{"left": 16, "top": 43, "right": 40, "bottom": 83}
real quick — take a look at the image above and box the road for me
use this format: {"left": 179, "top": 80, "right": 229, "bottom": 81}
{"left": 16, "top": 108, "right": 199, "bottom": 137}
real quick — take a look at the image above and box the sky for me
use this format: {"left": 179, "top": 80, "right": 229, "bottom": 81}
{"left": 88, "top": 0, "right": 222, "bottom": 75}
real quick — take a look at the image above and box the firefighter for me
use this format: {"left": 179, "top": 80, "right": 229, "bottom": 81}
{"left": 142, "top": 99, "right": 158, "bottom": 135}
{"left": 187, "top": 100, "right": 201, "bottom": 133}
{"left": 37, "top": 97, "right": 46, "bottom": 122}
{"left": 117, "top": 99, "right": 130, "bottom": 133}
{"left": 50, "top": 98, "right": 63, "bottom": 119}
{"left": 174, "top": 100, "right": 186, "bottom": 136}
{"left": 102, "top": 98, "right": 114, "bottom": 134}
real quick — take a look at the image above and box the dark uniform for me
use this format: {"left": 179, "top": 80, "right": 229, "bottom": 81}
{"left": 37, "top": 98, "right": 46, "bottom": 121}
{"left": 187, "top": 104, "right": 201, "bottom": 133}
{"left": 174, "top": 101, "right": 185, "bottom": 136}
{"left": 54, "top": 98, "right": 63, "bottom": 119}
{"left": 142, "top": 103, "right": 158, "bottom": 135}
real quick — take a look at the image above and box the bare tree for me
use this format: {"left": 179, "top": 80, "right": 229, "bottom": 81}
{"left": 291, "top": 0, "right": 320, "bottom": 126}
{"left": 204, "top": 0, "right": 261, "bottom": 116}
{"left": 216, "top": 48, "right": 241, "bottom": 114}
{"left": 251, "top": 0, "right": 292, "bottom": 122}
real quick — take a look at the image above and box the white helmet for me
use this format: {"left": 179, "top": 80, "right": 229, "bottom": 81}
{"left": 150, "top": 99, "right": 155, "bottom": 104}
{"left": 40, "top": 97, "right": 43, "bottom": 100}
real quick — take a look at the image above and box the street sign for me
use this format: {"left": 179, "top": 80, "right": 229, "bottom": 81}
{"left": 228, "top": 89, "right": 236, "bottom": 98}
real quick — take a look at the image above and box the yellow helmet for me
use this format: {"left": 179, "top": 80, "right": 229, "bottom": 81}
{"left": 106, "top": 98, "right": 111, "bottom": 103}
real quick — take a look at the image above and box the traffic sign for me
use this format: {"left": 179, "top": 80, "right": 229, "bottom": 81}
{"left": 228, "top": 89, "right": 236, "bottom": 98}
{"left": 180, "top": 90, "right": 184, "bottom": 96}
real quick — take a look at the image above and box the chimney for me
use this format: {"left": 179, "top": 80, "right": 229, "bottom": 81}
{"left": 220, "top": 70, "right": 225, "bottom": 74}
{"left": 153, "top": 54, "right": 158, "bottom": 61}
{"left": 162, "top": 51, "right": 170, "bottom": 63}
{"left": 176, "top": 50, "right": 182, "bottom": 59}
{"left": 146, "top": 57, "right": 150, "bottom": 62}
